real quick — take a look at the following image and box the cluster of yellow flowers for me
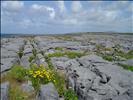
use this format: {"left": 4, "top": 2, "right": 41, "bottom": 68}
{"left": 28, "top": 67, "right": 55, "bottom": 82}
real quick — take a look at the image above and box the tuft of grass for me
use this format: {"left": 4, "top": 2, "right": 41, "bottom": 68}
{"left": 47, "top": 51, "right": 85, "bottom": 59}
{"left": 52, "top": 70, "right": 66, "bottom": 96}
{"left": 117, "top": 50, "right": 133, "bottom": 59}
{"left": 32, "top": 49, "right": 37, "bottom": 57}
{"left": 102, "top": 55, "right": 114, "bottom": 61}
{"left": 47, "top": 52, "right": 65, "bottom": 58}
{"left": 9, "top": 85, "right": 28, "bottom": 100}
{"left": 118, "top": 64, "right": 133, "bottom": 71}
{"left": 9, "top": 83, "right": 35, "bottom": 100}
{"left": 9, "top": 65, "right": 27, "bottom": 82}
{"left": 55, "top": 47, "right": 63, "bottom": 51}
{"left": 28, "top": 55, "right": 35, "bottom": 63}
{"left": 17, "top": 51, "right": 24, "bottom": 59}
{"left": 1, "top": 66, "right": 35, "bottom": 100}
{"left": 64, "top": 88, "right": 78, "bottom": 100}
{"left": 44, "top": 55, "right": 54, "bottom": 69}
{"left": 65, "top": 51, "right": 85, "bottom": 59}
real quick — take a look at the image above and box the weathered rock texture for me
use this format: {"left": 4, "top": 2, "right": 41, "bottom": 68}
{"left": 37, "top": 83, "right": 59, "bottom": 100}
{"left": 1, "top": 82, "right": 9, "bottom": 100}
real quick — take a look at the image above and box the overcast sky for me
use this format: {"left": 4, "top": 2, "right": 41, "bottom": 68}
{"left": 1, "top": 1, "right": 133, "bottom": 34}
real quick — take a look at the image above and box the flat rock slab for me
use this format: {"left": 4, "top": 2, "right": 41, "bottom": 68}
{"left": 37, "top": 83, "right": 59, "bottom": 100}
{"left": 21, "top": 83, "right": 34, "bottom": 93}
{"left": 119, "top": 59, "right": 133, "bottom": 66}
{"left": 1, "top": 58, "right": 16, "bottom": 73}
{"left": 51, "top": 57, "right": 70, "bottom": 70}
{"left": 1, "top": 48, "right": 17, "bottom": 58}
{"left": 1, "top": 82, "right": 9, "bottom": 100}
{"left": 20, "top": 54, "right": 32, "bottom": 68}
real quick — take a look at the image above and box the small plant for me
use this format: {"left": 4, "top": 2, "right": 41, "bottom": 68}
{"left": 31, "top": 44, "right": 34, "bottom": 48}
{"left": 64, "top": 88, "right": 78, "bottom": 100}
{"left": 40, "top": 51, "right": 44, "bottom": 56}
{"left": 9, "top": 86, "right": 28, "bottom": 100}
{"left": 28, "top": 64, "right": 66, "bottom": 96}
{"left": 44, "top": 55, "right": 53, "bottom": 68}
{"left": 32, "top": 49, "right": 37, "bottom": 57}
{"left": 28, "top": 64, "right": 55, "bottom": 91}
{"left": 118, "top": 64, "right": 133, "bottom": 71}
{"left": 55, "top": 47, "right": 63, "bottom": 51}
{"left": 9, "top": 65, "right": 27, "bottom": 82}
{"left": 65, "top": 51, "right": 85, "bottom": 59}
{"left": 47, "top": 51, "right": 85, "bottom": 59}
{"left": 102, "top": 55, "right": 114, "bottom": 61}
{"left": 47, "top": 52, "right": 65, "bottom": 58}
{"left": 52, "top": 71, "right": 66, "bottom": 96}
{"left": 28, "top": 55, "right": 35, "bottom": 63}
{"left": 17, "top": 50, "right": 24, "bottom": 59}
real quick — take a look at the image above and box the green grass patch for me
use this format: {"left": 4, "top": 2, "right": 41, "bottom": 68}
{"left": 47, "top": 51, "right": 85, "bottom": 59}
{"left": 118, "top": 64, "right": 133, "bottom": 71}
{"left": 17, "top": 51, "right": 24, "bottom": 59}
{"left": 9, "top": 85, "right": 33, "bottom": 100}
{"left": 28, "top": 55, "right": 35, "bottom": 63}
{"left": 96, "top": 45, "right": 133, "bottom": 61}
{"left": 102, "top": 55, "right": 114, "bottom": 61}
{"left": 1, "top": 65, "right": 35, "bottom": 100}
{"left": 116, "top": 50, "right": 133, "bottom": 59}
{"left": 44, "top": 55, "right": 54, "bottom": 69}
{"left": 64, "top": 88, "right": 78, "bottom": 100}
{"left": 32, "top": 49, "right": 37, "bottom": 57}
{"left": 28, "top": 64, "right": 66, "bottom": 96}
{"left": 47, "top": 52, "right": 65, "bottom": 58}
{"left": 9, "top": 65, "right": 27, "bottom": 82}
{"left": 55, "top": 47, "right": 63, "bottom": 51}
{"left": 65, "top": 51, "right": 85, "bottom": 59}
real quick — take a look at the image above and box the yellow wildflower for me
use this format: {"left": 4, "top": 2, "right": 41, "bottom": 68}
{"left": 39, "top": 74, "right": 43, "bottom": 78}
{"left": 33, "top": 74, "right": 37, "bottom": 78}
{"left": 35, "top": 71, "right": 41, "bottom": 75}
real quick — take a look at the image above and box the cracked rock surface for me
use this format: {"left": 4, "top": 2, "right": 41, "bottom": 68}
{"left": 51, "top": 55, "right": 133, "bottom": 100}
{"left": 1, "top": 34, "right": 133, "bottom": 100}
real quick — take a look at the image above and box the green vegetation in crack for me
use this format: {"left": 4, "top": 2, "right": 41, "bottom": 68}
{"left": 64, "top": 88, "right": 78, "bottom": 100}
{"left": 9, "top": 85, "right": 35, "bottom": 100}
{"left": 28, "top": 55, "right": 35, "bottom": 63}
{"left": 28, "top": 64, "right": 66, "bottom": 96}
{"left": 96, "top": 44, "right": 133, "bottom": 61}
{"left": 9, "top": 65, "right": 27, "bottom": 82}
{"left": 55, "top": 47, "right": 63, "bottom": 51}
{"left": 32, "top": 48, "right": 37, "bottom": 57}
{"left": 17, "top": 51, "right": 24, "bottom": 59}
{"left": 118, "top": 63, "right": 133, "bottom": 71}
{"left": 47, "top": 51, "right": 85, "bottom": 59}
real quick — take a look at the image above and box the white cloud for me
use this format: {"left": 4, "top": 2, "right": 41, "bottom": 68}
{"left": 31, "top": 4, "right": 55, "bottom": 19}
{"left": 1, "top": 1, "right": 132, "bottom": 33}
{"left": 19, "top": 19, "right": 32, "bottom": 28}
{"left": 105, "top": 10, "right": 118, "bottom": 20}
{"left": 62, "top": 18, "right": 78, "bottom": 25}
{"left": 2, "top": 1, "right": 24, "bottom": 12}
{"left": 71, "top": 1, "right": 82, "bottom": 13}
{"left": 57, "top": 1, "right": 66, "bottom": 13}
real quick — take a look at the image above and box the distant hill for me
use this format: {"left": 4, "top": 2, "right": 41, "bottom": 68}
{"left": 1, "top": 32, "right": 133, "bottom": 38}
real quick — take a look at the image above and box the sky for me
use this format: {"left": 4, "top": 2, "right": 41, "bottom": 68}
{"left": 1, "top": 1, "right": 133, "bottom": 34}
